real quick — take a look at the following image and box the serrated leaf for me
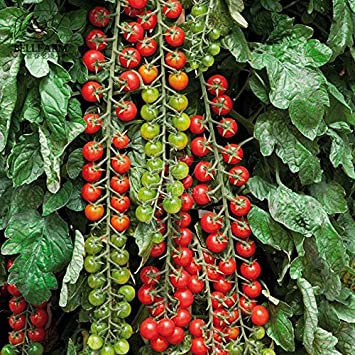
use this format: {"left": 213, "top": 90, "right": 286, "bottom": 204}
{"left": 312, "top": 327, "right": 341, "bottom": 355}
{"left": 247, "top": 175, "right": 276, "bottom": 201}
{"left": 62, "top": 274, "right": 91, "bottom": 313}
{"left": 42, "top": 180, "right": 73, "bottom": 216}
{"left": 19, "top": 85, "right": 42, "bottom": 123}
{"left": 337, "top": 213, "right": 355, "bottom": 256}
{"left": 129, "top": 167, "right": 144, "bottom": 205}
{"left": 220, "top": 26, "right": 251, "bottom": 63}
{"left": 133, "top": 223, "right": 153, "bottom": 270}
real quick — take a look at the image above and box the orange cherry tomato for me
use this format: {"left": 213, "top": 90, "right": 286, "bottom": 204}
{"left": 168, "top": 71, "right": 189, "bottom": 91}
{"left": 138, "top": 64, "right": 159, "bottom": 84}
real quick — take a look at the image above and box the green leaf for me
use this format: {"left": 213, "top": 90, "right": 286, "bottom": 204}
{"left": 62, "top": 274, "right": 91, "bottom": 313}
{"left": 248, "top": 206, "right": 293, "bottom": 253}
{"left": 266, "top": 301, "right": 295, "bottom": 352}
{"left": 261, "top": 0, "right": 282, "bottom": 12}
{"left": 7, "top": 132, "right": 44, "bottom": 187}
{"left": 225, "top": 0, "right": 248, "bottom": 28}
{"left": 337, "top": 212, "right": 355, "bottom": 256}
{"left": 0, "top": 8, "right": 26, "bottom": 44}
{"left": 129, "top": 167, "right": 144, "bottom": 205}
{"left": 24, "top": 50, "right": 58, "bottom": 78}
{"left": 67, "top": 148, "right": 84, "bottom": 179}
{"left": 133, "top": 223, "right": 154, "bottom": 270}
{"left": 220, "top": 26, "right": 251, "bottom": 63}
{"left": 247, "top": 175, "right": 276, "bottom": 201}
{"left": 0, "top": 47, "right": 22, "bottom": 152}
{"left": 59, "top": 230, "right": 84, "bottom": 308}
{"left": 249, "top": 72, "right": 270, "bottom": 104}
{"left": 309, "top": 180, "right": 347, "bottom": 215}
{"left": 66, "top": 339, "right": 77, "bottom": 355}
{"left": 19, "top": 85, "right": 42, "bottom": 123}
{"left": 335, "top": 322, "right": 355, "bottom": 355}
{"left": 297, "top": 278, "right": 318, "bottom": 353}
{"left": 0, "top": 254, "right": 6, "bottom": 286}
{"left": 333, "top": 296, "right": 355, "bottom": 323}
{"left": 327, "top": 0, "right": 353, "bottom": 61}
{"left": 42, "top": 180, "right": 73, "bottom": 216}
{"left": 255, "top": 109, "right": 322, "bottom": 184}
{"left": 312, "top": 327, "right": 341, "bottom": 355}
{"left": 66, "top": 181, "right": 85, "bottom": 212}
{"left": 2, "top": 210, "right": 73, "bottom": 304}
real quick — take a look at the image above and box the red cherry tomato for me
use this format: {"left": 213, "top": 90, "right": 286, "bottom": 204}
{"left": 138, "top": 285, "right": 155, "bottom": 305}
{"left": 112, "top": 133, "right": 130, "bottom": 149}
{"left": 85, "top": 29, "right": 108, "bottom": 51}
{"left": 150, "top": 336, "right": 169, "bottom": 352}
{"left": 81, "top": 183, "right": 102, "bottom": 202}
{"left": 165, "top": 26, "right": 185, "bottom": 47}
{"left": 236, "top": 239, "right": 256, "bottom": 258}
{"left": 228, "top": 165, "right": 250, "bottom": 186}
{"left": 207, "top": 74, "right": 229, "bottom": 95}
{"left": 82, "top": 50, "right": 105, "bottom": 72}
{"left": 166, "top": 326, "right": 184, "bottom": 345}
{"left": 83, "top": 113, "right": 102, "bottom": 134}
{"left": 172, "top": 247, "right": 193, "bottom": 267}
{"left": 128, "top": 0, "right": 148, "bottom": 10}
{"left": 172, "top": 308, "right": 191, "bottom": 327}
{"left": 8, "top": 331, "right": 25, "bottom": 345}
{"left": 150, "top": 241, "right": 166, "bottom": 257}
{"left": 118, "top": 70, "right": 141, "bottom": 92}
{"left": 190, "top": 115, "right": 205, "bottom": 134}
{"left": 174, "top": 288, "right": 194, "bottom": 308}
{"left": 231, "top": 217, "right": 252, "bottom": 239}
{"left": 211, "top": 95, "right": 233, "bottom": 115}
{"left": 82, "top": 141, "right": 104, "bottom": 162}
{"left": 170, "top": 268, "right": 191, "bottom": 289}
{"left": 230, "top": 195, "right": 251, "bottom": 216}
{"left": 240, "top": 260, "right": 261, "bottom": 280}
{"left": 111, "top": 215, "right": 130, "bottom": 232}
{"left": 81, "top": 81, "right": 103, "bottom": 102}
{"left": 82, "top": 163, "right": 102, "bottom": 183}
{"left": 173, "top": 227, "right": 193, "bottom": 246}
{"left": 110, "top": 175, "right": 130, "bottom": 194}
{"left": 122, "top": 22, "right": 144, "bottom": 43}
{"left": 28, "top": 327, "right": 46, "bottom": 342}
{"left": 190, "top": 137, "right": 210, "bottom": 157}
{"left": 136, "top": 37, "right": 158, "bottom": 57}
{"left": 140, "top": 317, "right": 158, "bottom": 340}
{"left": 188, "top": 275, "right": 205, "bottom": 293}
{"left": 192, "top": 184, "right": 211, "bottom": 205}
{"left": 9, "top": 314, "right": 26, "bottom": 331}
{"left": 157, "top": 318, "right": 175, "bottom": 337}
{"left": 200, "top": 211, "right": 223, "bottom": 233}
{"left": 251, "top": 305, "right": 269, "bottom": 326}
{"left": 222, "top": 144, "right": 243, "bottom": 165}
{"left": 206, "top": 232, "right": 228, "bottom": 253}
{"left": 162, "top": 0, "right": 183, "bottom": 19}
{"left": 115, "top": 100, "right": 137, "bottom": 121}
{"left": 194, "top": 161, "right": 215, "bottom": 182}
{"left": 217, "top": 118, "right": 238, "bottom": 138}
{"left": 118, "top": 47, "right": 142, "bottom": 69}
{"left": 218, "top": 258, "right": 237, "bottom": 275}
{"left": 181, "top": 193, "right": 194, "bottom": 211}
{"left": 137, "top": 10, "right": 157, "bottom": 30}
{"left": 88, "top": 6, "right": 110, "bottom": 28}
{"left": 7, "top": 284, "right": 21, "bottom": 297}
{"left": 111, "top": 154, "right": 131, "bottom": 174}
{"left": 191, "top": 337, "right": 208, "bottom": 355}
{"left": 111, "top": 195, "right": 130, "bottom": 213}
{"left": 165, "top": 50, "right": 187, "bottom": 70}
{"left": 30, "top": 309, "right": 48, "bottom": 328}
{"left": 9, "top": 297, "right": 27, "bottom": 314}
{"left": 182, "top": 175, "right": 193, "bottom": 189}
{"left": 189, "top": 319, "right": 205, "bottom": 337}
{"left": 242, "top": 280, "right": 262, "bottom": 298}
{"left": 85, "top": 204, "right": 104, "bottom": 222}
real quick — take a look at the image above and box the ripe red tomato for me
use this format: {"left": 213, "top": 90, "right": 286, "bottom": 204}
{"left": 188, "top": 275, "right": 204, "bottom": 293}
{"left": 118, "top": 71, "right": 141, "bottom": 92}
{"left": 81, "top": 183, "right": 102, "bottom": 202}
{"left": 170, "top": 268, "right": 190, "bottom": 288}
{"left": 200, "top": 212, "right": 223, "bottom": 233}
{"left": 140, "top": 266, "right": 160, "bottom": 285}
{"left": 206, "top": 265, "right": 221, "bottom": 282}
{"left": 222, "top": 144, "right": 243, "bottom": 165}
{"left": 225, "top": 327, "right": 240, "bottom": 341}
{"left": 190, "top": 137, "right": 210, "bottom": 157}
{"left": 9, "top": 314, "right": 26, "bottom": 331}
{"left": 150, "top": 241, "right": 166, "bottom": 257}
{"left": 8, "top": 331, "right": 25, "bottom": 345}
{"left": 9, "top": 297, "right": 27, "bottom": 314}
{"left": 236, "top": 239, "right": 256, "bottom": 258}
{"left": 176, "top": 212, "right": 191, "bottom": 228}
{"left": 138, "top": 285, "right": 155, "bottom": 305}
{"left": 110, "top": 175, "right": 130, "bottom": 194}
{"left": 123, "top": 5, "right": 143, "bottom": 17}
{"left": 189, "top": 319, "right": 205, "bottom": 337}
{"left": 138, "top": 64, "right": 159, "bottom": 84}
{"left": 30, "top": 309, "right": 48, "bottom": 328}
{"left": 28, "top": 327, "right": 46, "bottom": 342}
{"left": 174, "top": 288, "right": 194, "bottom": 308}
{"left": 182, "top": 175, "right": 193, "bottom": 189}
{"left": 150, "top": 336, "right": 169, "bottom": 352}
{"left": 82, "top": 163, "right": 102, "bottom": 183}
{"left": 190, "top": 115, "right": 205, "bottom": 134}
{"left": 213, "top": 308, "right": 228, "bottom": 328}
{"left": 218, "top": 258, "right": 237, "bottom": 275}
{"left": 207, "top": 74, "right": 229, "bottom": 96}
{"left": 162, "top": 0, "right": 183, "bottom": 19}
{"left": 173, "top": 227, "right": 193, "bottom": 246}
{"left": 82, "top": 141, "right": 104, "bottom": 162}
{"left": 213, "top": 278, "right": 233, "bottom": 293}
{"left": 137, "top": 10, "right": 157, "bottom": 30}
{"left": 115, "top": 100, "right": 137, "bottom": 121}
{"left": 242, "top": 280, "right": 262, "bottom": 298}
{"left": 181, "top": 193, "right": 194, "bottom": 211}
{"left": 192, "top": 184, "right": 211, "bottom": 205}
{"left": 172, "top": 308, "right": 191, "bottom": 327}
{"left": 185, "top": 260, "right": 202, "bottom": 275}
{"left": 118, "top": 47, "right": 141, "bottom": 69}
{"left": 165, "top": 50, "right": 187, "bottom": 70}
{"left": 81, "top": 81, "right": 103, "bottom": 102}
{"left": 122, "top": 22, "right": 144, "bottom": 43}
{"left": 206, "top": 232, "right": 228, "bottom": 253}
{"left": 140, "top": 317, "right": 158, "bottom": 340}
{"left": 191, "top": 337, "right": 208, "bottom": 355}
{"left": 172, "top": 247, "right": 193, "bottom": 267}
{"left": 230, "top": 195, "right": 251, "bottom": 216}
{"left": 168, "top": 71, "right": 189, "bottom": 91}
{"left": 240, "top": 260, "right": 261, "bottom": 280}
{"left": 88, "top": 7, "right": 110, "bottom": 28}
{"left": 165, "top": 26, "right": 185, "bottom": 47}
{"left": 111, "top": 215, "right": 130, "bottom": 232}
{"left": 112, "top": 154, "right": 131, "bottom": 174}
{"left": 83, "top": 113, "right": 102, "bottom": 134}
{"left": 150, "top": 302, "right": 165, "bottom": 317}
{"left": 128, "top": 0, "right": 148, "bottom": 9}
{"left": 111, "top": 195, "right": 130, "bottom": 213}
{"left": 157, "top": 318, "right": 175, "bottom": 337}
{"left": 194, "top": 161, "right": 214, "bottom": 182}
{"left": 136, "top": 37, "right": 158, "bottom": 56}
{"left": 85, "top": 204, "right": 104, "bottom": 221}
{"left": 231, "top": 217, "right": 252, "bottom": 239}
{"left": 7, "top": 284, "right": 21, "bottom": 297}
{"left": 82, "top": 50, "right": 105, "bottom": 72}
{"left": 211, "top": 95, "right": 233, "bottom": 115}
{"left": 251, "top": 305, "right": 269, "bottom": 326}
{"left": 113, "top": 133, "right": 130, "bottom": 149}
{"left": 85, "top": 29, "right": 107, "bottom": 51}
{"left": 217, "top": 118, "right": 238, "bottom": 138}
{"left": 166, "top": 326, "right": 184, "bottom": 345}
{"left": 211, "top": 291, "right": 225, "bottom": 309}
{"left": 228, "top": 165, "right": 250, "bottom": 186}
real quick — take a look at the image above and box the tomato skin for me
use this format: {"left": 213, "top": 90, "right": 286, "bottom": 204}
{"left": 150, "top": 336, "right": 169, "bottom": 352}
{"left": 236, "top": 239, "right": 256, "bottom": 258}
{"left": 181, "top": 193, "right": 194, "bottom": 211}
{"left": 170, "top": 268, "right": 190, "bottom": 289}
{"left": 110, "top": 175, "right": 130, "bottom": 194}
{"left": 138, "top": 285, "right": 155, "bottom": 305}
{"left": 166, "top": 326, "right": 184, "bottom": 345}
{"left": 9, "top": 314, "right": 26, "bottom": 331}
{"left": 213, "top": 277, "right": 233, "bottom": 293}
{"left": 182, "top": 175, "right": 193, "bottom": 189}
{"left": 228, "top": 165, "right": 250, "bottom": 186}
{"left": 190, "top": 115, "right": 205, "bottom": 134}
{"left": 230, "top": 195, "right": 251, "bottom": 216}
{"left": 140, "top": 318, "right": 158, "bottom": 340}
{"left": 191, "top": 337, "right": 208, "bottom": 355}
{"left": 211, "top": 95, "right": 233, "bottom": 115}
{"left": 9, "top": 297, "right": 26, "bottom": 314}
{"left": 122, "top": 22, "right": 144, "bottom": 43}
{"left": 189, "top": 319, "right": 205, "bottom": 337}
{"left": 128, "top": 0, "right": 147, "bottom": 9}
{"left": 83, "top": 113, "right": 102, "bottom": 134}
{"left": 8, "top": 331, "right": 24, "bottom": 346}
{"left": 115, "top": 100, "right": 137, "bottom": 121}
{"left": 140, "top": 266, "right": 160, "bottom": 285}
{"left": 222, "top": 144, "right": 243, "bottom": 165}
{"left": 113, "top": 134, "right": 129, "bottom": 149}
{"left": 168, "top": 71, "right": 189, "bottom": 91}
{"left": 242, "top": 280, "right": 262, "bottom": 298}
{"left": 231, "top": 217, "right": 252, "bottom": 239}
{"left": 89, "top": 7, "right": 110, "bottom": 28}
{"left": 157, "top": 318, "right": 175, "bottom": 337}
{"left": 165, "top": 50, "right": 187, "bottom": 70}
{"left": 188, "top": 275, "right": 205, "bottom": 293}
{"left": 30, "top": 309, "right": 48, "bottom": 328}
{"left": 162, "top": 0, "right": 183, "bottom": 19}
{"left": 192, "top": 184, "right": 210, "bottom": 205}
{"left": 240, "top": 260, "right": 261, "bottom": 280}
{"left": 118, "top": 47, "right": 141, "bottom": 69}
{"left": 165, "top": 26, "right": 185, "bottom": 47}
{"left": 81, "top": 81, "right": 103, "bottom": 102}
{"left": 177, "top": 212, "right": 192, "bottom": 228}
{"left": 173, "top": 247, "right": 193, "bottom": 267}
{"left": 111, "top": 215, "right": 130, "bottom": 232}
{"left": 7, "top": 284, "right": 21, "bottom": 297}
{"left": 217, "top": 118, "right": 238, "bottom": 138}
{"left": 211, "top": 291, "right": 224, "bottom": 309}
{"left": 173, "top": 227, "right": 193, "bottom": 246}
{"left": 207, "top": 74, "right": 229, "bottom": 95}
{"left": 82, "top": 141, "right": 104, "bottom": 162}
{"left": 138, "top": 64, "right": 158, "bottom": 84}
{"left": 172, "top": 308, "right": 191, "bottom": 327}
{"left": 85, "top": 29, "right": 107, "bottom": 51}
{"left": 28, "top": 327, "right": 46, "bottom": 342}
{"left": 112, "top": 154, "right": 131, "bottom": 174}
{"left": 85, "top": 204, "right": 105, "bottom": 222}
{"left": 150, "top": 241, "right": 166, "bottom": 257}
{"left": 136, "top": 37, "right": 157, "bottom": 57}
{"left": 174, "top": 288, "right": 194, "bottom": 308}
{"left": 118, "top": 70, "right": 141, "bottom": 92}
{"left": 82, "top": 50, "right": 105, "bottom": 72}
{"left": 200, "top": 212, "right": 223, "bottom": 233}
{"left": 137, "top": 10, "right": 157, "bottom": 30}
{"left": 218, "top": 258, "right": 237, "bottom": 275}
{"left": 194, "top": 161, "right": 214, "bottom": 182}
{"left": 190, "top": 137, "right": 210, "bottom": 157}
{"left": 111, "top": 195, "right": 130, "bottom": 213}
{"left": 206, "top": 232, "right": 228, "bottom": 253}
{"left": 251, "top": 305, "right": 269, "bottom": 326}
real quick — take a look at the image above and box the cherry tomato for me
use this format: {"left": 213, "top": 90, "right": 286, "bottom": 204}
{"left": 228, "top": 165, "right": 249, "bottom": 186}
{"left": 137, "top": 10, "right": 157, "bottom": 30}
{"left": 138, "top": 64, "right": 158, "bottom": 84}
{"left": 166, "top": 326, "right": 184, "bottom": 345}
{"left": 172, "top": 308, "right": 191, "bottom": 327}
{"left": 182, "top": 175, "right": 193, "bottom": 189}
{"left": 9, "top": 297, "right": 26, "bottom": 314}
{"left": 128, "top": 0, "right": 147, "bottom": 10}
{"left": 150, "top": 302, "right": 165, "bottom": 317}
{"left": 118, "top": 70, "right": 141, "bottom": 92}
{"left": 171, "top": 161, "right": 189, "bottom": 180}
{"left": 85, "top": 29, "right": 107, "bottom": 51}
{"left": 190, "top": 115, "right": 205, "bottom": 134}
{"left": 207, "top": 265, "right": 221, "bottom": 281}
{"left": 240, "top": 260, "right": 261, "bottom": 280}
{"left": 185, "top": 260, "right": 202, "bottom": 275}
{"left": 157, "top": 318, "right": 175, "bottom": 337}
{"left": 189, "top": 319, "right": 205, "bottom": 337}
{"left": 173, "top": 227, "right": 193, "bottom": 246}
{"left": 89, "top": 7, "right": 110, "bottom": 28}
{"left": 213, "top": 277, "right": 233, "bottom": 293}
{"left": 200, "top": 212, "right": 222, "bottom": 233}
{"left": 251, "top": 305, "right": 269, "bottom": 326}
{"left": 180, "top": 193, "right": 194, "bottom": 211}
{"left": 150, "top": 337, "right": 169, "bottom": 352}
{"left": 174, "top": 288, "right": 194, "bottom": 308}
{"left": 188, "top": 275, "right": 205, "bottom": 293}
{"left": 110, "top": 175, "right": 130, "bottom": 194}
{"left": 111, "top": 195, "right": 130, "bottom": 213}
{"left": 83, "top": 113, "right": 102, "bottom": 134}
{"left": 111, "top": 215, "right": 130, "bottom": 232}
{"left": 7, "top": 284, "right": 21, "bottom": 297}
{"left": 28, "top": 328, "right": 45, "bottom": 342}
{"left": 211, "top": 95, "right": 233, "bottom": 115}
{"left": 191, "top": 337, "right": 208, "bottom": 355}
{"left": 140, "top": 318, "right": 158, "bottom": 340}
{"left": 81, "top": 81, "right": 103, "bottom": 102}
{"left": 242, "top": 280, "right": 262, "bottom": 298}
{"left": 140, "top": 266, "right": 160, "bottom": 285}
{"left": 169, "top": 94, "right": 188, "bottom": 111}
{"left": 222, "top": 144, "right": 243, "bottom": 165}
{"left": 191, "top": 136, "right": 210, "bottom": 157}
{"left": 218, "top": 257, "right": 237, "bottom": 275}
{"left": 172, "top": 113, "right": 190, "bottom": 131}
{"left": 85, "top": 204, "right": 104, "bottom": 221}
{"left": 113, "top": 133, "right": 129, "bottom": 149}
{"left": 211, "top": 291, "right": 225, "bottom": 309}
{"left": 207, "top": 74, "right": 228, "bottom": 95}
{"left": 217, "top": 118, "right": 238, "bottom": 138}
{"left": 163, "top": 195, "right": 182, "bottom": 214}
{"left": 170, "top": 268, "right": 190, "bottom": 289}
{"left": 173, "top": 247, "right": 193, "bottom": 267}
{"left": 165, "top": 26, "right": 185, "bottom": 47}
{"left": 138, "top": 285, "right": 155, "bottom": 305}
{"left": 206, "top": 232, "right": 228, "bottom": 253}
{"left": 83, "top": 50, "right": 105, "bottom": 72}
{"left": 231, "top": 217, "right": 252, "bottom": 239}
{"left": 122, "top": 22, "right": 144, "bottom": 43}
{"left": 162, "top": 0, "right": 183, "bottom": 19}
{"left": 82, "top": 141, "right": 104, "bottom": 162}
{"left": 192, "top": 184, "right": 210, "bottom": 205}
{"left": 168, "top": 71, "right": 189, "bottom": 91}
{"left": 118, "top": 47, "right": 141, "bottom": 69}
{"left": 87, "top": 334, "right": 104, "bottom": 351}
{"left": 115, "top": 100, "right": 137, "bottom": 121}
{"left": 112, "top": 154, "right": 131, "bottom": 174}
{"left": 150, "top": 241, "right": 166, "bottom": 257}
{"left": 194, "top": 161, "right": 214, "bottom": 182}
{"left": 165, "top": 50, "right": 187, "bottom": 69}
{"left": 9, "top": 314, "right": 26, "bottom": 331}
{"left": 8, "top": 331, "right": 24, "bottom": 346}
{"left": 135, "top": 205, "right": 153, "bottom": 223}
{"left": 136, "top": 37, "right": 157, "bottom": 57}
{"left": 230, "top": 195, "right": 251, "bottom": 216}
{"left": 191, "top": 4, "right": 208, "bottom": 17}
{"left": 141, "top": 87, "right": 159, "bottom": 103}
{"left": 30, "top": 309, "right": 48, "bottom": 328}
{"left": 236, "top": 239, "right": 256, "bottom": 258}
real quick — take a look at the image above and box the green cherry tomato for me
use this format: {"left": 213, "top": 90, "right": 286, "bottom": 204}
{"left": 190, "top": 61, "right": 199, "bottom": 69}
{"left": 202, "top": 55, "right": 214, "bottom": 67}
{"left": 1, "top": 345, "right": 17, "bottom": 355}
{"left": 199, "top": 65, "right": 209, "bottom": 72}
{"left": 171, "top": 161, "right": 189, "bottom": 180}
{"left": 84, "top": 256, "right": 102, "bottom": 273}
{"left": 142, "top": 87, "right": 160, "bottom": 103}
{"left": 208, "top": 43, "right": 221, "bottom": 56}
{"left": 191, "top": 21, "right": 205, "bottom": 33}
{"left": 111, "top": 234, "right": 127, "bottom": 248}
{"left": 147, "top": 158, "right": 164, "bottom": 171}
{"left": 85, "top": 236, "right": 103, "bottom": 255}
{"left": 169, "top": 95, "right": 188, "bottom": 112}
{"left": 87, "top": 334, "right": 104, "bottom": 351}
{"left": 112, "top": 268, "right": 130, "bottom": 284}
{"left": 137, "top": 187, "right": 157, "bottom": 202}
{"left": 114, "top": 339, "right": 130, "bottom": 355}
{"left": 111, "top": 249, "right": 130, "bottom": 266}
{"left": 168, "top": 132, "right": 188, "bottom": 150}
{"left": 140, "top": 104, "right": 158, "bottom": 121}
{"left": 172, "top": 113, "right": 190, "bottom": 131}
{"left": 253, "top": 326, "right": 266, "bottom": 340}
{"left": 118, "top": 323, "right": 133, "bottom": 339}
{"left": 135, "top": 205, "right": 153, "bottom": 222}
{"left": 151, "top": 232, "right": 164, "bottom": 243}
{"left": 144, "top": 141, "right": 163, "bottom": 157}
{"left": 208, "top": 28, "right": 221, "bottom": 40}
{"left": 88, "top": 289, "right": 106, "bottom": 306}
{"left": 141, "top": 172, "right": 161, "bottom": 187}
{"left": 227, "top": 342, "right": 244, "bottom": 355}
{"left": 88, "top": 273, "right": 106, "bottom": 289}
{"left": 140, "top": 122, "right": 160, "bottom": 140}
{"left": 163, "top": 195, "right": 182, "bottom": 214}
{"left": 94, "top": 304, "right": 110, "bottom": 319}
{"left": 166, "top": 181, "right": 185, "bottom": 196}
{"left": 118, "top": 285, "right": 136, "bottom": 302}
{"left": 261, "top": 350, "right": 276, "bottom": 355}
{"left": 27, "top": 342, "right": 44, "bottom": 355}
{"left": 191, "top": 4, "right": 208, "bottom": 17}
{"left": 100, "top": 345, "right": 115, "bottom": 355}
{"left": 114, "top": 301, "right": 132, "bottom": 319}
{"left": 90, "top": 322, "right": 108, "bottom": 335}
